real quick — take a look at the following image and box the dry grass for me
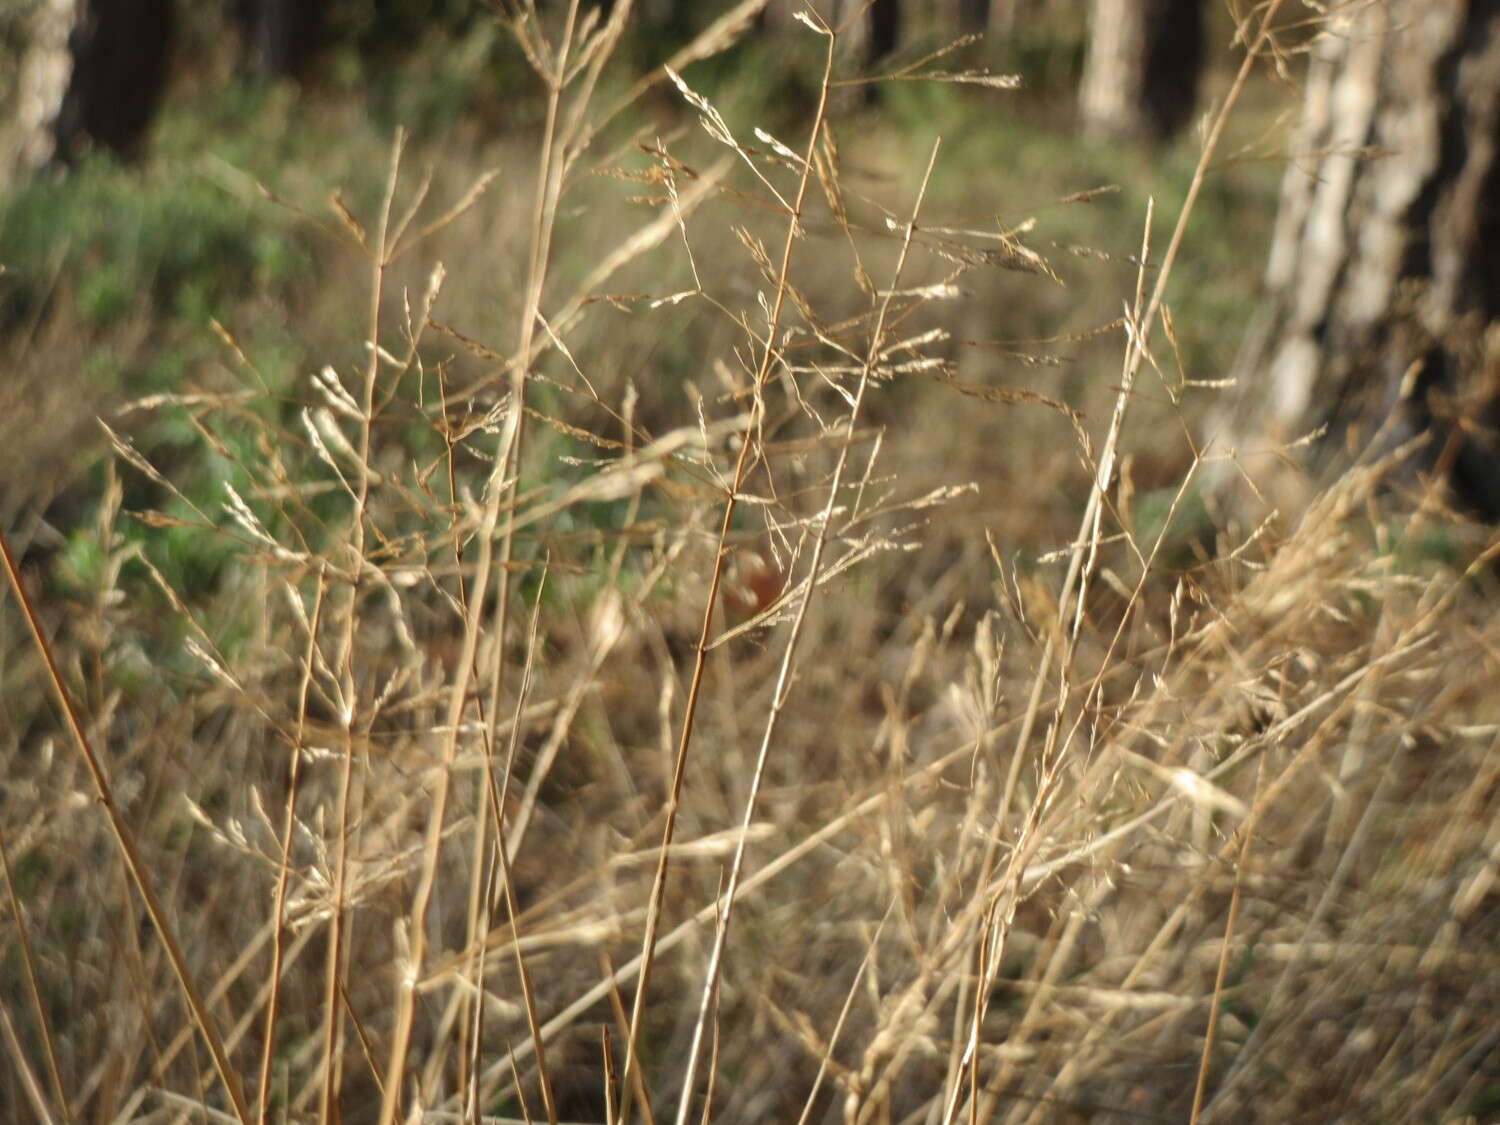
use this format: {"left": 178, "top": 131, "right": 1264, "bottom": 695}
{"left": 4, "top": 2, "right": 1500, "bottom": 1124}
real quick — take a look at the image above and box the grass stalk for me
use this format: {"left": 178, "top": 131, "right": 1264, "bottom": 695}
{"left": 617, "top": 20, "right": 840, "bottom": 1123}
{"left": 673, "top": 135, "right": 944, "bottom": 1125}
{"left": 0, "top": 818, "right": 71, "bottom": 1124}
{"left": 1, "top": 528, "right": 252, "bottom": 1124}
{"left": 257, "top": 566, "right": 328, "bottom": 1120}
{"left": 323, "top": 128, "right": 407, "bottom": 1125}
{"left": 377, "top": 4, "right": 587, "bottom": 1117}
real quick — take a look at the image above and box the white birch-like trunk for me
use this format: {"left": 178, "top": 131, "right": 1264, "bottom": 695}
{"left": 1224, "top": 0, "right": 1500, "bottom": 517}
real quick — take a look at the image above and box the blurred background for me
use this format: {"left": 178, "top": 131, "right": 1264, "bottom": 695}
{"left": 0, "top": 0, "right": 1286, "bottom": 559}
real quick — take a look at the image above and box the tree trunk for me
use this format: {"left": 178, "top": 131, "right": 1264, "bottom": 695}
{"left": 1079, "top": 0, "right": 1204, "bottom": 140}
{"left": 869, "top": 0, "right": 902, "bottom": 63}
{"left": 959, "top": 0, "right": 991, "bottom": 33}
{"left": 1, "top": 0, "right": 172, "bottom": 181}
{"left": 1230, "top": 0, "right": 1500, "bottom": 518}
{"left": 235, "top": 0, "right": 324, "bottom": 80}
{"left": 991, "top": 0, "right": 1045, "bottom": 31}
{"left": 56, "top": 0, "right": 172, "bottom": 162}
{"left": 861, "top": 0, "right": 903, "bottom": 105}
{"left": 2, "top": 0, "right": 79, "bottom": 183}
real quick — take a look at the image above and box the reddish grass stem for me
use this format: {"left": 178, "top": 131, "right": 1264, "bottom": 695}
{"left": 616, "top": 21, "right": 839, "bottom": 1124}
{"left": 1, "top": 529, "right": 252, "bottom": 1124}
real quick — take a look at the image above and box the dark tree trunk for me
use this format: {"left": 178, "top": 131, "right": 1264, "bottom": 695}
{"left": 59, "top": 0, "right": 172, "bottom": 162}
{"left": 959, "top": 0, "right": 991, "bottom": 34}
{"left": 862, "top": 0, "right": 903, "bottom": 105}
{"left": 1079, "top": 0, "right": 1204, "bottom": 141}
{"left": 4, "top": 0, "right": 173, "bottom": 177}
{"left": 1229, "top": 0, "right": 1500, "bottom": 518}
{"left": 234, "top": 0, "right": 325, "bottom": 80}
{"left": 869, "top": 0, "right": 902, "bottom": 62}
{"left": 991, "top": 0, "right": 1035, "bottom": 31}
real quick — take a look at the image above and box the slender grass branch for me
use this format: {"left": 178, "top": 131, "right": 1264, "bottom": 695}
{"left": 617, "top": 21, "right": 839, "bottom": 1123}
{"left": 1, "top": 529, "right": 252, "bottom": 1125}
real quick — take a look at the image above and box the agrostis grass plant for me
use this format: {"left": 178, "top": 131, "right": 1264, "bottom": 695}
{"left": 5, "top": 2, "right": 1500, "bottom": 1123}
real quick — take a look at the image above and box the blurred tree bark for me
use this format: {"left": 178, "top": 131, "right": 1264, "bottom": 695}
{"left": 990, "top": 0, "right": 1025, "bottom": 30}
{"left": 1, "top": 0, "right": 172, "bottom": 182}
{"left": 234, "top": 0, "right": 324, "bottom": 79}
{"left": 869, "top": 0, "right": 903, "bottom": 61}
{"left": 990, "top": 0, "right": 1059, "bottom": 31}
{"left": 959, "top": 0, "right": 990, "bottom": 33}
{"left": 1079, "top": 0, "right": 1203, "bottom": 140}
{"left": 1228, "top": 0, "right": 1500, "bottom": 517}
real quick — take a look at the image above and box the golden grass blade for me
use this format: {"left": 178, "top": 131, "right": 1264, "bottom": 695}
{"left": 0, "top": 530, "right": 252, "bottom": 1124}
{"left": 617, "top": 25, "right": 840, "bottom": 1125}
{"left": 0, "top": 821, "right": 70, "bottom": 1124}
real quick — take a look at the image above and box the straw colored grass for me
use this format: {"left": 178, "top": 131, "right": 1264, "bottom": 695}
{"left": 4, "top": 3, "right": 1500, "bottom": 1123}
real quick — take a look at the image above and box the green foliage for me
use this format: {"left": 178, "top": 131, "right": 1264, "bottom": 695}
{"left": 7, "top": 849, "right": 48, "bottom": 905}
{"left": 993, "top": 15, "right": 1088, "bottom": 92}
{"left": 1133, "top": 482, "right": 1214, "bottom": 567}
{"left": 353, "top": 17, "right": 540, "bottom": 137}
{"left": 0, "top": 149, "right": 303, "bottom": 332}
{"left": 325, "top": 0, "right": 486, "bottom": 54}
{"left": 1463, "top": 1085, "right": 1500, "bottom": 1118}
{"left": 876, "top": 75, "right": 1279, "bottom": 383}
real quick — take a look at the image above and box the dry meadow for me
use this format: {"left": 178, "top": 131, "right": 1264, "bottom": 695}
{"left": 3, "top": 4, "right": 1500, "bottom": 1123}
